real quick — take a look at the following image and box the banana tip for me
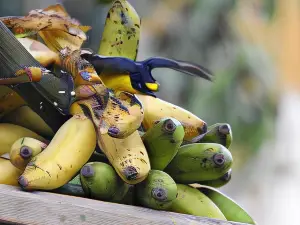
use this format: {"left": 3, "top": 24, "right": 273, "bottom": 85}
{"left": 151, "top": 187, "right": 168, "bottom": 201}
{"left": 198, "top": 122, "right": 207, "bottom": 134}
{"left": 221, "top": 169, "right": 232, "bottom": 181}
{"left": 213, "top": 153, "right": 225, "bottom": 167}
{"left": 163, "top": 119, "right": 176, "bottom": 133}
{"left": 108, "top": 126, "right": 120, "bottom": 138}
{"left": 219, "top": 124, "right": 230, "bottom": 135}
{"left": 18, "top": 176, "right": 29, "bottom": 189}
{"left": 81, "top": 164, "right": 95, "bottom": 178}
{"left": 123, "top": 166, "right": 138, "bottom": 180}
{"left": 20, "top": 146, "right": 33, "bottom": 159}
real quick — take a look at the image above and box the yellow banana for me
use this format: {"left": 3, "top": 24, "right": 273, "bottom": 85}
{"left": 0, "top": 86, "right": 26, "bottom": 119}
{"left": 98, "top": 0, "right": 142, "bottom": 93}
{"left": 97, "top": 131, "right": 150, "bottom": 185}
{"left": 98, "top": 91, "right": 144, "bottom": 138}
{"left": 10, "top": 137, "right": 48, "bottom": 170}
{"left": 72, "top": 87, "right": 144, "bottom": 139}
{"left": 0, "top": 123, "right": 47, "bottom": 156}
{"left": 0, "top": 157, "right": 23, "bottom": 186}
{"left": 136, "top": 94, "right": 207, "bottom": 141}
{"left": 18, "top": 114, "right": 97, "bottom": 190}
{"left": 2, "top": 105, "right": 55, "bottom": 138}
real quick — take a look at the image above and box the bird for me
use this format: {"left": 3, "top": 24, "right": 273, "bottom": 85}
{"left": 81, "top": 51, "right": 213, "bottom": 96}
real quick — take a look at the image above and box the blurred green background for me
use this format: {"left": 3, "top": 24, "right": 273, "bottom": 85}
{"left": 1, "top": 0, "right": 298, "bottom": 224}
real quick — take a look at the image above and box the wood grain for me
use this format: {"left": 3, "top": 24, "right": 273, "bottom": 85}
{"left": 0, "top": 184, "right": 248, "bottom": 225}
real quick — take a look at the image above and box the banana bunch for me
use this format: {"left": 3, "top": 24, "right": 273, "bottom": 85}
{"left": 0, "top": 115, "right": 254, "bottom": 224}
{"left": 0, "top": 1, "right": 257, "bottom": 225}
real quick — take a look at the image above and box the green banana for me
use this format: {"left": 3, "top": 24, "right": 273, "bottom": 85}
{"left": 164, "top": 143, "right": 233, "bottom": 183}
{"left": 198, "top": 169, "right": 232, "bottom": 188}
{"left": 169, "top": 184, "right": 226, "bottom": 220}
{"left": 142, "top": 117, "right": 184, "bottom": 170}
{"left": 119, "top": 185, "right": 135, "bottom": 205}
{"left": 80, "top": 162, "right": 130, "bottom": 202}
{"left": 135, "top": 170, "right": 177, "bottom": 210}
{"left": 197, "top": 185, "right": 256, "bottom": 224}
{"left": 191, "top": 123, "right": 232, "bottom": 148}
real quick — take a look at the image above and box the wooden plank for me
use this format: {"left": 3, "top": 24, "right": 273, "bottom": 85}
{"left": 0, "top": 184, "right": 248, "bottom": 225}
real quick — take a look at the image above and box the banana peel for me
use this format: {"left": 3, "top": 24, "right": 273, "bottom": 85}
{"left": 195, "top": 184, "right": 256, "bottom": 224}
{"left": 0, "top": 4, "right": 90, "bottom": 40}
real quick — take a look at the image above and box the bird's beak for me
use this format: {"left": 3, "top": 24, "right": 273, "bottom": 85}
{"left": 145, "top": 82, "right": 159, "bottom": 91}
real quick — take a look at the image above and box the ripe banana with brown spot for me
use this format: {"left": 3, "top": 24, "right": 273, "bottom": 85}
{"left": 10, "top": 137, "right": 48, "bottom": 170}
{"left": 18, "top": 114, "right": 97, "bottom": 191}
{"left": 97, "top": 131, "right": 150, "bottom": 185}
{"left": 98, "top": 0, "right": 142, "bottom": 94}
{"left": 0, "top": 123, "right": 47, "bottom": 156}
{"left": 136, "top": 94, "right": 207, "bottom": 141}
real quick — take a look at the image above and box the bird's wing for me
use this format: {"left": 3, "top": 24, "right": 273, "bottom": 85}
{"left": 81, "top": 54, "right": 139, "bottom": 75}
